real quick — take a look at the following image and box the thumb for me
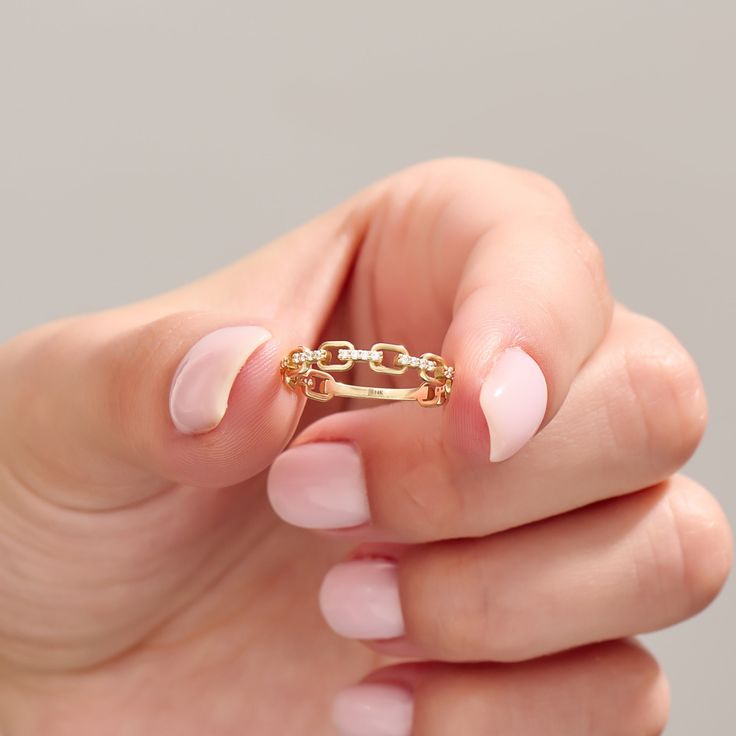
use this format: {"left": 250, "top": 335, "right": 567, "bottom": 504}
{"left": 0, "top": 202, "right": 367, "bottom": 508}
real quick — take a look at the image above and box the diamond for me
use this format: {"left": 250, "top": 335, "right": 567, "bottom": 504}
{"left": 350, "top": 350, "right": 359, "bottom": 359}
{"left": 397, "top": 354, "right": 409, "bottom": 365}
{"left": 410, "top": 356, "right": 420, "bottom": 367}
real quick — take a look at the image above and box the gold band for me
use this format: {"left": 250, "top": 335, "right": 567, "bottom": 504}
{"left": 280, "top": 341, "right": 454, "bottom": 407}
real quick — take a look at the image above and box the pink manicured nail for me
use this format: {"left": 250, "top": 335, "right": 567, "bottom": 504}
{"left": 169, "top": 325, "right": 271, "bottom": 434}
{"left": 267, "top": 442, "right": 370, "bottom": 529}
{"left": 332, "top": 684, "right": 414, "bottom": 736}
{"left": 479, "top": 347, "right": 548, "bottom": 462}
{"left": 320, "top": 559, "right": 404, "bottom": 640}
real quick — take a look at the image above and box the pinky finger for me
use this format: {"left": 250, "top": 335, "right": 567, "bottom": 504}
{"left": 332, "top": 640, "right": 669, "bottom": 736}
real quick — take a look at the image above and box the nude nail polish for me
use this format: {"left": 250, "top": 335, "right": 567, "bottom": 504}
{"left": 319, "top": 559, "right": 404, "bottom": 640}
{"left": 332, "top": 684, "right": 414, "bottom": 736}
{"left": 479, "top": 347, "right": 548, "bottom": 462}
{"left": 267, "top": 442, "right": 370, "bottom": 529}
{"left": 169, "top": 325, "right": 271, "bottom": 434}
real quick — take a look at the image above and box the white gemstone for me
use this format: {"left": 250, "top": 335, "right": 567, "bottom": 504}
{"left": 419, "top": 358, "right": 428, "bottom": 369}
{"left": 397, "top": 354, "right": 409, "bottom": 365}
{"left": 427, "top": 361, "right": 436, "bottom": 370}
{"left": 410, "top": 356, "right": 420, "bottom": 367}
{"left": 371, "top": 351, "right": 381, "bottom": 361}
{"left": 358, "top": 350, "right": 367, "bottom": 360}
{"left": 350, "top": 350, "right": 358, "bottom": 359}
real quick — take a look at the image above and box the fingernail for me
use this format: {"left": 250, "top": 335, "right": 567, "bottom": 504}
{"left": 332, "top": 684, "right": 414, "bottom": 736}
{"left": 320, "top": 559, "right": 404, "bottom": 640}
{"left": 267, "top": 442, "right": 370, "bottom": 529}
{"left": 169, "top": 325, "right": 271, "bottom": 434}
{"left": 480, "top": 347, "right": 548, "bottom": 462}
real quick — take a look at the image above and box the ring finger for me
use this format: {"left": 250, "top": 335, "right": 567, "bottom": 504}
{"left": 332, "top": 641, "right": 669, "bottom": 736}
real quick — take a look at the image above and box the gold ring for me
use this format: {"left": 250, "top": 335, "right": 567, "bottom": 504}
{"left": 280, "top": 341, "right": 454, "bottom": 407}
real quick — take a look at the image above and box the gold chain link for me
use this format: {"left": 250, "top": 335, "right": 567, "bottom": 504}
{"left": 280, "top": 341, "right": 453, "bottom": 407}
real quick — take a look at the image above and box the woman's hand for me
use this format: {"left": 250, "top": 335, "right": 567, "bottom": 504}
{"left": 0, "top": 159, "right": 730, "bottom": 735}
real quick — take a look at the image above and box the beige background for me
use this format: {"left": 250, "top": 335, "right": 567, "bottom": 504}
{"left": 0, "top": 2, "right": 733, "bottom": 732}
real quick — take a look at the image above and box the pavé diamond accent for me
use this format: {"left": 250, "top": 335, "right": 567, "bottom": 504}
{"left": 337, "top": 348, "right": 384, "bottom": 363}
{"left": 397, "top": 353, "right": 438, "bottom": 371}
{"left": 291, "top": 345, "right": 452, "bottom": 379}
{"left": 293, "top": 348, "right": 328, "bottom": 364}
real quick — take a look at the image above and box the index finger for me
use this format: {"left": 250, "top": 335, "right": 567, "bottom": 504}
{"left": 268, "top": 159, "right": 613, "bottom": 531}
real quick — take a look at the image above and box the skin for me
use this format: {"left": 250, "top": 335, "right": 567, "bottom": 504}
{"left": 0, "top": 159, "right": 730, "bottom": 735}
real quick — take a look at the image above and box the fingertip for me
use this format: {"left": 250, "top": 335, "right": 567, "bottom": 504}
{"left": 168, "top": 325, "right": 272, "bottom": 435}
{"left": 105, "top": 313, "right": 304, "bottom": 488}
{"left": 266, "top": 441, "right": 371, "bottom": 530}
{"left": 332, "top": 683, "right": 414, "bottom": 736}
{"left": 479, "top": 347, "right": 548, "bottom": 462}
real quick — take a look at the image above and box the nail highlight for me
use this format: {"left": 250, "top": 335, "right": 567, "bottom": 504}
{"left": 169, "top": 325, "right": 271, "bottom": 434}
{"left": 320, "top": 559, "right": 404, "bottom": 640}
{"left": 479, "top": 347, "right": 548, "bottom": 462}
{"left": 332, "top": 684, "right": 414, "bottom": 736}
{"left": 267, "top": 442, "right": 370, "bottom": 529}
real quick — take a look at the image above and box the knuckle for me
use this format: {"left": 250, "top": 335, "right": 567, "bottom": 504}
{"left": 398, "top": 158, "right": 573, "bottom": 211}
{"left": 571, "top": 228, "right": 608, "bottom": 303}
{"left": 636, "top": 667, "right": 671, "bottom": 735}
{"left": 522, "top": 213, "right": 611, "bottom": 327}
{"left": 640, "top": 674, "right": 671, "bottom": 734}
{"left": 622, "top": 324, "right": 708, "bottom": 471}
{"left": 515, "top": 167, "right": 573, "bottom": 209}
{"left": 664, "top": 479, "right": 732, "bottom": 615}
{"left": 621, "top": 644, "right": 671, "bottom": 735}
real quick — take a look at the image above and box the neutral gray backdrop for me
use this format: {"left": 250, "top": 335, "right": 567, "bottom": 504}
{"left": 1, "top": 2, "right": 733, "bottom": 733}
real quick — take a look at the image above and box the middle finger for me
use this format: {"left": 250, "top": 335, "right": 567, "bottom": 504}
{"left": 318, "top": 475, "right": 730, "bottom": 661}
{"left": 267, "top": 307, "right": 706, "bottom": 542}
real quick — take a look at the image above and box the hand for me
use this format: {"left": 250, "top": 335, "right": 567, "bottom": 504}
{"left": 0, "top": 159, "right": 729, "bottom": 735}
